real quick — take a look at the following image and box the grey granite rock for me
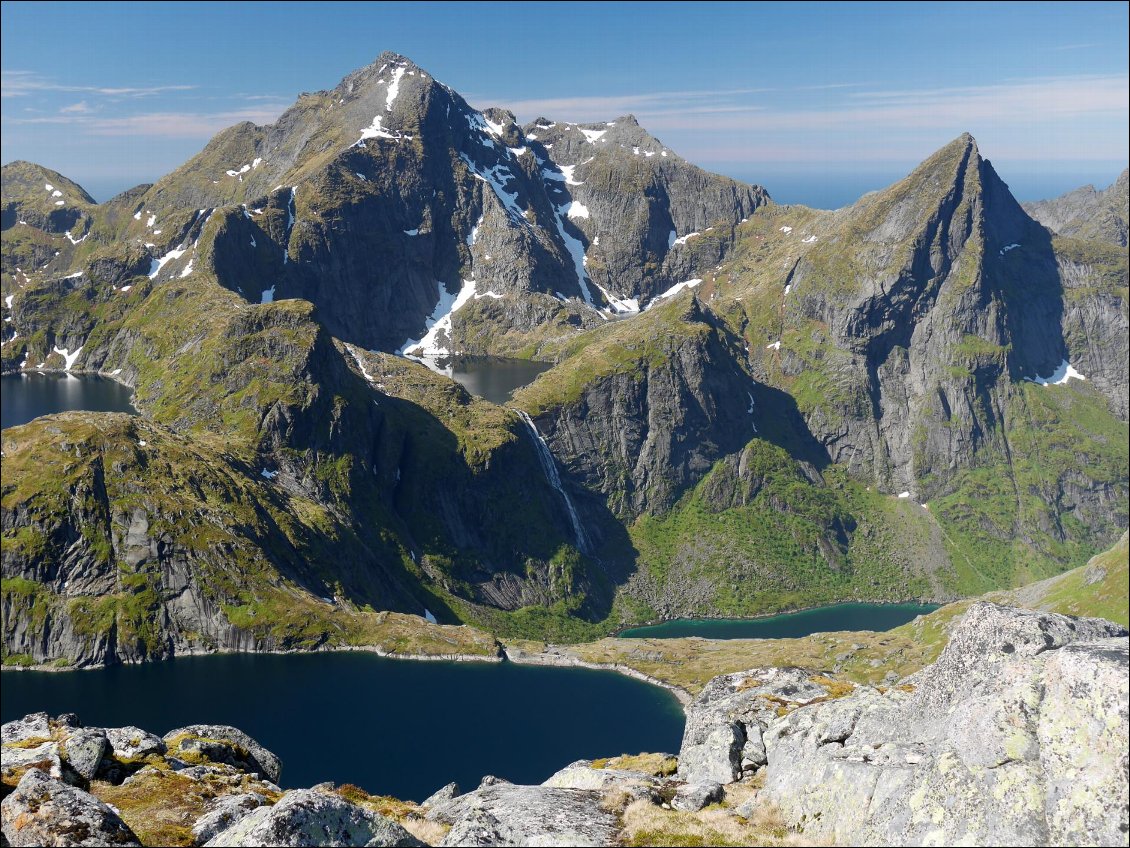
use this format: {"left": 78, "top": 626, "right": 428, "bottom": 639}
{"left": 541, "top": 760, "right": 666, "bottom": 804}
{"left": 671, "top": 781, "right": 724, "bottom": 812}
{"left": 105, "top": 726, "right": 166, "bottom": 760}
{"left": 759, "top": 603, "right": 1129, "bottom": 846}
{"left": 0, "top": 768, "right": 140, "bottom": 847}
{"left": 677, "top": 665, "right": 838, "bottom": 785}
{"left": 191, "top": 792, "right": 269, "bottom": 845}
{"left": 60, "top": 729, "right": 108, "bottom": 781}
{"left": 430, "top": 783, "right": 619, "bottom": 847}
{"left": 421, "top": 781, "right": 460, "bottom": 808}
{"left": 203, "top": 787, "right": 422, "bottom": 847}
{"left": 1, "top": 714, "right": 51, "bottom": 745}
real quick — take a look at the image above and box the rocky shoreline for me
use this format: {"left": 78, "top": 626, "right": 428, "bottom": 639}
{"left": 3, "top": 633, "right": 696, "bottom": 705}
{"left": 3, "top": 602, "right": 1126, "bottom": 847}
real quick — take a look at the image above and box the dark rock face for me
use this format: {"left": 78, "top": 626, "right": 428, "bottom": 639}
{"left": 521, "top": 115, "right": 768, "bottom": 305}
{"left": 103, "top": 53, "right": 767, "bottom": 356}
{"left": 776, "top": 136, "right": 1067, "bottom": 493}
{"left": 526, "top": 298, "right": 763, "bottom": 520}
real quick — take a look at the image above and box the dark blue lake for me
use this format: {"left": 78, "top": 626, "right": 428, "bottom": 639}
{"left": 1, "top": 652, "right": 684, "bottom": 802}
{"left": 1, "top": 373, "right": 136, "bottom": 429}
{"left": 619, "top": 603, "right": 939, "bottom": 639}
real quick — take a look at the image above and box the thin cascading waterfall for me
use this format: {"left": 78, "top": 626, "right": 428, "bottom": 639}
{"left": 516, "top": 410, "right": 590, "bottom": 555}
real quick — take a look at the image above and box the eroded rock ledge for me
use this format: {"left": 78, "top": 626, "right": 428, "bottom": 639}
{"left": 2, "top": 603, "right": 1126, "bottom": 847}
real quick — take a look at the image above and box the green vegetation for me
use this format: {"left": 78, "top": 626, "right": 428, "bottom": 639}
{"left": 987, "top": 531, "right": 1129, "bottom": 626}
{"left": 627, "top": 440, "right": 947, "bottom": 618}
{"left": 536, "top": 530, "right": 1126, "bottom": 697}
{"left": 928, "top": 381, "right": 1128, "bottom": 592}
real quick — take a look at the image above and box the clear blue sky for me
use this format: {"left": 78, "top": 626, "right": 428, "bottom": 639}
{"left": 2, "top": 1, "right": 1127, "bottom": 207}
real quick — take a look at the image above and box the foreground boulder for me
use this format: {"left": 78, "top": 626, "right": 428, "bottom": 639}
{"left": 203, "top": 787, "right": 422, "bottom": 847}
{"left": 0, "top": 768, "right": 140, "bottom": 847}
{"left": 760, "top": 603, "right": 1129, "bottom": 846}
{"left": 426, "top": 783, "right": 620, "bottom": 847}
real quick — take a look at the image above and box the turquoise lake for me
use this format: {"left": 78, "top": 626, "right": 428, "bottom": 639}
{"left": 619, "top": 603, "right": 940, "bottom": 639}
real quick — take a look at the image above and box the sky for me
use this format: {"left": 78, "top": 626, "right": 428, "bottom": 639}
{"left": 2, "top": 1, "right": 1127, "bottom": 208}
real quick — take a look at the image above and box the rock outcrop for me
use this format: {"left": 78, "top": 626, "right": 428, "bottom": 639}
{"left": 677, "top": 666, "right": 843, "bottom": 785}
{"left": 203, "top": 787, "right": 422, "bottom": 847}
{"left": 163, "top": 724, "right": 283, "bottom": 784}
{"left": 426, "top": 783, "right": 620, "bottom": 847}
{"left": 757, "top": 603, "right": 1128, "bottom": 845}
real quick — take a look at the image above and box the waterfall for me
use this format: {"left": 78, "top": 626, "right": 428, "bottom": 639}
{"left": 516, "top": 410, "right": 590, "bottom": 555}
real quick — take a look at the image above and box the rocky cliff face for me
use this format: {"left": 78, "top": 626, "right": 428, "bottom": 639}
{"left": 513, "top": 296, "right": 762, "bottom": 521}
{"left": 1, "top": 280, "right": 607, "bottom": 665}
{"left": 748, "top": 135, "right": 1066, "bottom": 492}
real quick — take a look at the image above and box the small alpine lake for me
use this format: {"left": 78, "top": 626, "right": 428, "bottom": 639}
{"left": 0, "top": 651, "right": 685, "bottom": 802}
{"left": 409, "top": 355, "right": 552, "bottom": 405}
{"left": 0, "top": 373, "right": 136, "bottom": 429}
{"left": 618, "top": 602, "right": 940, "bottom": 639}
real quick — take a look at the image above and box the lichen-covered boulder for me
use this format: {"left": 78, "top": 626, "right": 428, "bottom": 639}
{"left": 1, "top": 714, "right": 51, "bottom": 745}
{"left": 60, "top": 730, "right": 108, "bottom": 781}
{"left": 191, "top": 792, "right": 269, "bottom": 845}
{"left": 0, "top": 768, "right": 140, "bottom": 847}
{"left": 104, "top": 726, "right": 166, "bottom": 760}
{"left": 203, "top": 787, "right": 421, "bottom": 847}
{"left": 542, "top": 759, "right": 661, "bottom": 796}
{"left": 1, "top": 717, "right": 64, "bottom": 787}
{"left": 676, "top": 722, "right": 743, "bottom": 785}
{"left": 162, "top": 724, "right": 281, "bottom": 783}
{"left": 760, "top": 603, "right": 1129, "bottom": 846}
{"left": 671, "top": 781, "right": 724, "bottom": 812}
{"left": 428, "top": 783, "right": 619, "bottom": 847}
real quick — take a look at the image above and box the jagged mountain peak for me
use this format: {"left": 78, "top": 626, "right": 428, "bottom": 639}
{"left": 1023, "top": 165, "right": 1129, "bottom": 247}
{"left": 523, "top": 115, "right": 682, "bottom": 165}
{"left": 1, "top": 160, "right": 97, "bottom": 207}
{"left": 1, "top": 160, "right": 97, "bottom": 233}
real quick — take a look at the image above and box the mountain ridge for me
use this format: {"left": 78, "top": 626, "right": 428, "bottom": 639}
{"left": 2, "top": 52, "right": 1127, "bottom": 663}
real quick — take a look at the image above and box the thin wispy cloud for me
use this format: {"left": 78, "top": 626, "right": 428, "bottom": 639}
{"left": 485, "top": 75, "right": 1127, "bottom": 139}
{"left": 478, "top": 88, "right": 772, "bottom": 122}
{"left": 3, "top": 107, "right": 287, "bottom": 138}
{"left": 1052, "top": 43, "right": 1097, "bottom": 51}
{"left": 1, "top": 70, "right": 196, "bottom": 99}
